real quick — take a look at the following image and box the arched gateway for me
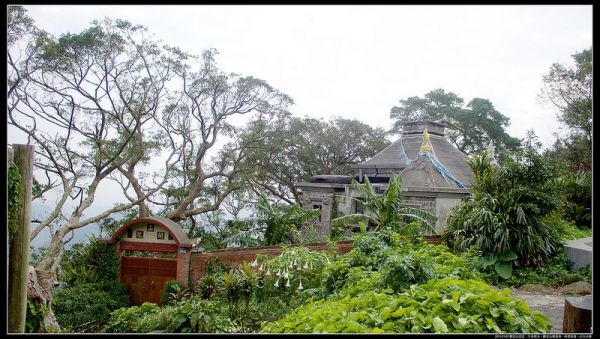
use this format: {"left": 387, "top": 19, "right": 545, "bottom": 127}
{"left": 109, "top": 217, "right": 196, "bottom": 305}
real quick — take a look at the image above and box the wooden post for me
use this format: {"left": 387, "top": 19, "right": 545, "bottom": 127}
{"left": 8, "top": 145, "right": 34, "bottom": 333}
{"left": 563, "top": 295, "right": 592, "bottom": 333}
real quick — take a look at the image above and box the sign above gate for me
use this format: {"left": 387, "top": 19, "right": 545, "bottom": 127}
{"left": 110, "top": 216, "right": 194, "bottom": 253}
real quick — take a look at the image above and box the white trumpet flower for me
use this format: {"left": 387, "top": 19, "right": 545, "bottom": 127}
{"left": 259, "top": 264, "right": 263, "bottom": 271}
{"left": 303, "top": 261, "right": 309, "bottom": 269}
{"left": 265, "top": 269, "right": 271, "bottom": 276}
{"left": 276, "top": 269, "right": 281, "bottom": 277}
{"left": 250, "top": 258, "right": 258, "bottom": 268}
{"left": 274, "top": 279, "right": 279, "bottom": 287}
{"left": 285, "top": 278, "right": 290, "bottom": 288}
{"left": 297, "top": 280, "right": 304, "bottom": 290}
{"left": 283, "top": 271, "right": 289, "bottom": 279}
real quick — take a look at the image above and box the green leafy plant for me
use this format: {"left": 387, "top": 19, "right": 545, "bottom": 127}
{"left": 161, "top": 280, "right": 192, "bottom": 306}
{"left": 104, "top": 302, "right": 161, "bottom": 333}
{"left": 52, "top": 281, "right": 129, "bottom": 332}
{"left": 260, "top": 277, "right": 551, "bottom": 333}
{"left": 25, "top": 299, "right": 48, "bottom": 333}
{"left": 196, "top": 273, "right": 220, "bottom": 299}
{"left": 224, "top": 194, "right": 321, "bottom": 247}
{"left": 444, "top": 149, "right": 561, "bottom": 267}
{"left": 556, "top": 171, "right": 591, "bottom": 227}
{"left": 259, "top": 246, "right": 331, "bottom": 297}
{"left": 478, "top": 251, "right": 519, "bottom": 279}
{"left": 105, "top": 298, "right": 239, "bottom": 333}
{"left": 481, "top": 248, "right": 592, "bottom": 288}
{"left": 8, "top": 163, "right": 23, "bottom": 242}
{"left": 331, "top": 174, "right": 437, "bottom": 234}
{"left": 60, "top": 235, "right": 121, "bottom": 285}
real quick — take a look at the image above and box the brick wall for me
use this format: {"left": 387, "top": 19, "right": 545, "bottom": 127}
{"left": 189, "top": 236, "right": 442, "bottom": 287}
{"left": 177, "top": 251, "right": 191, "bottom": 287}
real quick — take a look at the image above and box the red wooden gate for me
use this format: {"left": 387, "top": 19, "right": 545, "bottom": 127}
{"left": 120, "top": 256, "right": 177, "bottom": 306}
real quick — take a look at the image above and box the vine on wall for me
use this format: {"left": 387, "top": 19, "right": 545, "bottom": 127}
{"left": 8, "top": 162, "right": 23, "bottom": 242}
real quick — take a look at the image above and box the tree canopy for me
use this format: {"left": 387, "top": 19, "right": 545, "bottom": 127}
{"left": 7, "top": 7, "right": 292, "bottom": 272}
{"left": 242, "top": 114, "right": 390, "bottom": 204}
{"left": 539, "top": 47, "right": 592, "bottom": 168}
{"left": 390, "top": 89, "right": 521, "bottom": 160}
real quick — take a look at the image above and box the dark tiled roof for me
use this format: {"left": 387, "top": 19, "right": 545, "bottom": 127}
{"left": 352, "top": 131, "right": 473, "bottom": 188}
{"left": 401, "top": 152, "right": 465, "bottom": 188}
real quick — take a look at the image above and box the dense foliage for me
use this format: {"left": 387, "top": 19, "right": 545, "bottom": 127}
{"left": 444, "top": 147, "right": 561, "bottom": 268}
{"left": 480, "top": 248, "right": 591, "bottom": 288}
{"left": 60, "top": 236, "right": 121, "bottom": 284}
{"left": 389, "top": 88, "right": 521, "bottom": 159}
{"left": 52, "top": 281, "right": 129, "bottom": 332}
{"left": 555, "top": 171, "right": 592, "bottom": 228}
{"left": 51, "top": 237, "right": 129, "bottom": 332}
{"left": 242, "top": 115, "right": 391, "bottom": 204}
{"left": 8, "top": 163, "right": 23, "bottom": 242}
{"left": 260, "top": 278, "right": 550, "bottom": 333}
{"left": 103, "top": 230, "right": 552, "bottom": 333}
{"left": 540, "top": 47, "right": 592, "bottom": 167}
{"left": 105, "top": 298, "right": 238, "bottom": 333}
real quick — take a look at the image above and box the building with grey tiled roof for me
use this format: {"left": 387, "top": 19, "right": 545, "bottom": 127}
{"left": 296, "top": 120, "right": 474, "bottom": 238}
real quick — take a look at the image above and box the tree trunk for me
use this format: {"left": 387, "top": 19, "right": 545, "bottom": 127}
{"left": 563, "top": 295, "right": 592, "bottom": 333}
{"left": 36, "top": 226, "right": 71, "bottom": 273}
{"left": 27, "top": 267, "right": 60, "bottom": 332}
{"left": 8, "top": 145, "right": 34, "bottom": 333}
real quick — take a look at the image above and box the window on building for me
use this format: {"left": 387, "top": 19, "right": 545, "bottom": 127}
{"left": 355, "top": 198, "right": 365, "bottom": 214}
{"left": 127, "top": 228, "right": 133, "bottom": 238}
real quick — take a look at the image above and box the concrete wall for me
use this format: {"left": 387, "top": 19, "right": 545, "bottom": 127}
{"left": 434, "top": 197, "right": 463, "bottom": 233}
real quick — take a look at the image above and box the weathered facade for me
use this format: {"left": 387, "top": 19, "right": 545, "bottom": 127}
{"left": 296, "top": 120, "right": 474, "bottom": 236}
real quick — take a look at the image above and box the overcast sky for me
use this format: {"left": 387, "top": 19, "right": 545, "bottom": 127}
{"left": 20, "top": 4, "right": 593, "bottom": 147}
{"left": 13, "top": 5, "right": 593, "bottom": 247}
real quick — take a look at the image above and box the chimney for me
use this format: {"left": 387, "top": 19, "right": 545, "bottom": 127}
{"left": 400, "top": 120, "right": 446, "bottom": 137}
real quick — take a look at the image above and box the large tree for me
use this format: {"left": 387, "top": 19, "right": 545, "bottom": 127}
{"left": 539, "top": 47, "right": 592, "bottom": 167}
{"left": 390, "top": 89, "right": 521, "bottom": 159}
{"left": 7, "top": 9, "right": 291, "bottom": 272}
{"left": 8, "top": 12, "right": 180, "bottom": 272}
{"left": 242, "top": 114, "right": 390, "bottom": 204}
{"left": 143, "top": 49, "right": 293, "bottom": 236}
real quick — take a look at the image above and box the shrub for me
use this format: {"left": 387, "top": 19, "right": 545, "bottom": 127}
{"left": 557, "top": 171, "right": 591, "bottom": 228}
{"left": 160, "top": 280, "right": 192, "bottom": 306}
{"left": 60, "top": 236, "right": 121, "bottom": 285}
{"left": 380, "top": 243, "right": 482, "bottom": 293}
{"left": 196, "top": 273, "right": 221, "bottom": 299}
{"left": 444, "top": 150, "right": 561, "bottom": 268}
{"left": 104, "top": 302, "right": 161, "bottom": 333}
{"left": 543, "top": 212, "right": 591, "bottom": 244}
{"left": 52, "top": 281, "right": 129, "bottom": 332}
{"left": 260, "top": 277, "right": 551, "bottom": 334}
{"left": 481, "top": 248, "right": 592, "bottom": 288}
{"left": 25, "top": 299, "right": 48, "bottom": 333}
{"left": 105, "top": 297, "right": 239, "bottom": 333}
